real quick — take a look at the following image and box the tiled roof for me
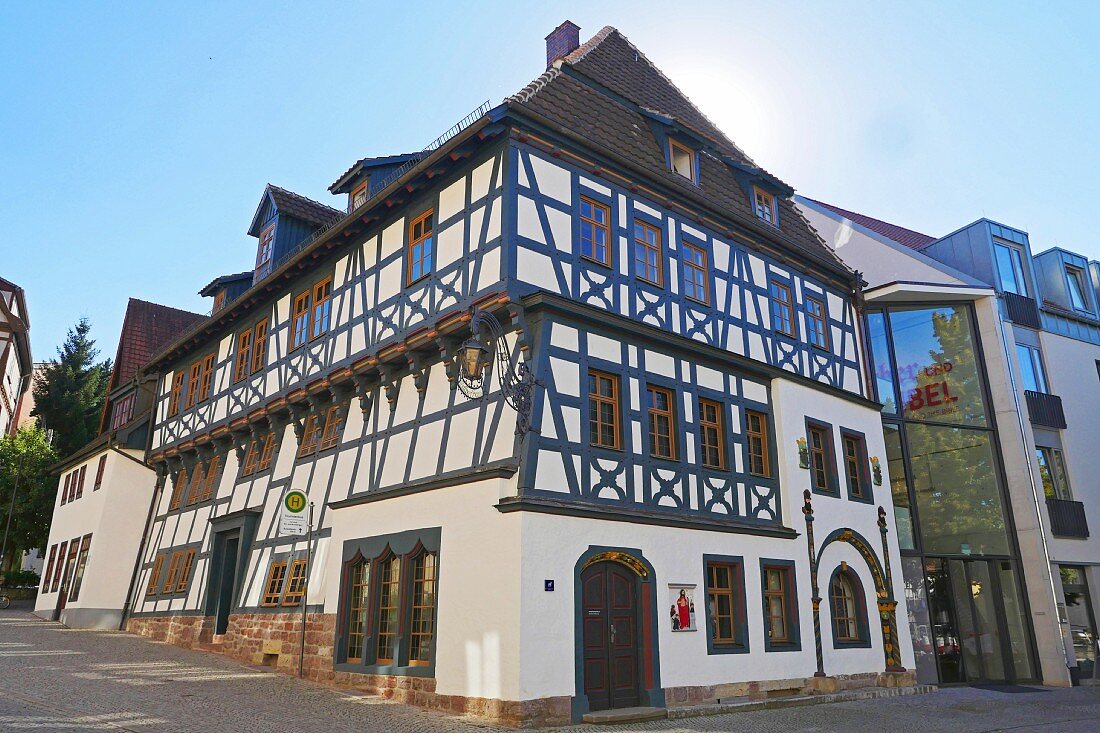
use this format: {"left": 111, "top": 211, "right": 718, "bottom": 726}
{"left": 112, "top": 299, "right": 205, "bottom": 388}
{"left": 198, "top": 271, "right": 253, "bottom": 297}
{"left": 804, "top": 198, "right": 936, "bottom": 251}
{"left": 329, "top": 153, "right": 419, "bottom": 194}
{"left": 505, "top": 27, "right": 848, "bottom": 274}
{"left": 266, "top": 184, "right": 344, "bottom": 228}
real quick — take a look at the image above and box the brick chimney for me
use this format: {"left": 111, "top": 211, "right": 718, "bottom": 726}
{"left": 545, "top": 20, "right": 580, "bottom": 68}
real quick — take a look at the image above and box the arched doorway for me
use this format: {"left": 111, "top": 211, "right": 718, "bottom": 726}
{"left": 574, "top": 548, "right": 662, "bottom": 716}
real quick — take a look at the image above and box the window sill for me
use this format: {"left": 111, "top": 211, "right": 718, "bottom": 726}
{"left": 707, "top": 642, "right": 750, "bottom": 655}
{"left": 762, "top": 641, "right": 801, "bottom": 653}
{"left": 580, "top": 254, "right": 613, "bottom": 269}
{"left": 333, "top": 661, "right": 435, "bottom": 678}
{"left": 810, "top": 343, "right": 831, "bottom": 353}
{"left": 833, "top": 638, "right": 872, "bottom": 650}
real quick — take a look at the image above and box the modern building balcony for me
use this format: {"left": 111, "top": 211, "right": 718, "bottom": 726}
{"left": 1046, "top": 497, "right": 1090, "bottom": 539}
{"left": 1003, "top": 291, "right": 1041, "bottom": 329}
{"left": 1025, "top": 390, "right": 1067, "bottom": 429}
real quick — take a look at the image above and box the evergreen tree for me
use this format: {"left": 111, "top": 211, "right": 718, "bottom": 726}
{"left": 0, "top": 426, "right": 58, "bottom": 572}
{"left": 31, "top": 318, "right": 112, "bottom": 458}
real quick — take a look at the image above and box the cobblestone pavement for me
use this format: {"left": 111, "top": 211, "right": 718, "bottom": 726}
{"left": 2, "top": 604, "right": 1098, "bottom": 732}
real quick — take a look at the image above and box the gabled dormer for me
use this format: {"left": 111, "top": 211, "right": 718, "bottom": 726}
{"left": 329, "top": 153, "right": 420, "bottom": 214}
{"left": 199, "top": 272, "right": 253, "bottom": 315}
{"left": 248, "top": 184, "right": 344, "bottom": 282}
{"left": 637, "top": 109, "right": 708, "bottom": 185}
{"left": 1034, "top": 247, "right": 1098, "bottom": 319}
{"left": 724, "top": 159, "right": 794, "bottom": 229}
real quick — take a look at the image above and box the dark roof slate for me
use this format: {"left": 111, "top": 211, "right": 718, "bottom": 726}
{"left": 112, "top": 299, "right": 205, "bottom": 388}
{"left": 505, "top": 28, "right": 846, "bottom": 273}
{"left": 265, "top": 184, "right": 344, "bottom": 228}
{"left": 804, "top": 198, "right": 936, "bottom": 251}
{"left": 198, "top": 271, "right": 253, "bottom": 297}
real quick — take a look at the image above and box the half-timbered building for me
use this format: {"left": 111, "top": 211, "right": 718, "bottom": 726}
{"left": 127, "top": 23, "right": 915, "bottom": 726}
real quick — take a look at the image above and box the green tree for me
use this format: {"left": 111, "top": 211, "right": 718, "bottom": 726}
{"left": 31, "top": 318, "right": 112, "bottom": 458}
{"left": 0, "top": 425, "right": 58, "bottom": 573}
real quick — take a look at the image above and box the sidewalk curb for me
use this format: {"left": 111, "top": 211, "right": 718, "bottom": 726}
{"left": 666, "top": 684, "right": 939, "bottom": 720}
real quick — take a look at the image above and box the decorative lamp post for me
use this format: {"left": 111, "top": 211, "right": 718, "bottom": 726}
{"left": 457, "top": 308, "right": 540, "bottom": 435}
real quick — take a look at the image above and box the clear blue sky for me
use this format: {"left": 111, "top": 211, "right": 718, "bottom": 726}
{"left": 2, "top": 1, "right": 1097, "bottom": 362}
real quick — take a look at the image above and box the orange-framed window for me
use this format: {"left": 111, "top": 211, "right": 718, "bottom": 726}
{"left": 588, "top": 370, "right": 621, "bottom": 449}
{"left": 167, "top": 372, "right": 185, "bottom": 417}
{"left": 706, "top": 560, "right": 744, "bottom": 647}
{"left": 682, "top": 241, "right": 709, "bottom": 304}
{"left": 830, "top": 570, "right": 863, "bottom": 642}
{"left": 753, "top": 186, "right": 776, "bottom": 226}
{"left": 769, "top": 280, "right": 795, "bottom": 337}
{"left": 256, "top": 223, "right": 276, "bottom": 275}
{"left": 75, "top": 465, "right": 86, "bottom": 499}
{"left": 806, "top": 296, "right": 829, "bottom": 349}
{"left": 282, "top": 559, "right": 308, "bottom": 606}
{"left": 212, "top": 289, "right": 227, "bottom": 313}
{"left": 175, "top": 549, "right": 196, "bottom": 593}
{"left": 310, "top": 278, "right": 332, "bottom": 340}
{"left": 319, "top": 405, "right": 345, "bottom": 451}
{"left": 746, "top": 410, "right": 771, "bottom": 478}
{"left": 168, "top": 469, "right": 187, "bottom": 510}
{"left": 808, "top": 423, "right": 834, "bottom": 493}
{"left": 350, "top": 181, "right": 369, "bottom": 211}
{"left": 579, "top": 196, "right": 612, "bottom": 266}
{"left": 842, "top": 433, "right": 869, "bottom": 501}
{"left": 164, "top": 551, "right": 184, "bottom": 592}
{"left": 258, "top": 432, "right": 277, "bottom": 471}
{"left": 407, "top": 210, "right": 434, "bottom": 285}
{"left": 344, "top": 559, "right": 370, "bottom": 663}
{"left": 375, "top": 555, "right": 402, "bottom": 664}
{"left": 261, "top": 561, "right": 288, "bottom": 606}
{"left": 197, "top": 354, "right": 214, "bottom": 402}
{"left": 292, "top": 291, "right": 311, "bottom": 349}
{"left": 633, "top": 220, "right": 663, "bottom": 285}
{"left": 146, "top": 554, "right": 164, "bottom": 596}
{"left": 201, "top": 454, "right": 221, "bottom": 501}
{"left": 184, "top": 361, "right": 202, "bottom": 409}
{"left": 646, "top": 385, "right": 676, "bottom": 459}
{"left": 763, "top": 565, "right": 793, "bottom": 643}
{"left": 93, "top": 455, "right": 106, "bottom": 490}
{"left": 234, "top": 328, "right": 253, "bottom": 383}
{"left": 669, "top": 138, "right": 696, "bottom": 182}
{"left": 251, "top": 319, "right": 269, "bottom": 374}
{"left": 242, "top": 439, "right": 260, "bottom": 476}
{"left": 698, "top": 398, "right": 725, "bottom": 469}
{"left": 408, "top": 552, "right": 438, "bottom": 665}
{"left": 186, "top": 462, "right": 206, "bottom": 505}
{"left": 297, "top": 414, "right": 322, "bottom": 458}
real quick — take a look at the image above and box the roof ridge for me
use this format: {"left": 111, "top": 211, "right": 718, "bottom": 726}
{"left": 505, "top": 66, "right": 562, "bottom": 104}
{"left": 266, "top": 183, "right": 344, "bottom": 216}
{"left": 804, "top": 197, "right": 936, "bottom": 250}
{"left": 126, "top": 297, "right": 205, "bottom": 319}
{"left": 563, "top": 27, "right": 754, "bottom": 165}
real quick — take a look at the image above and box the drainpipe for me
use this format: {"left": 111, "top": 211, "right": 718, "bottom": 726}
{"left": 994, "top": 302, "right": 1070, "bottom": 680}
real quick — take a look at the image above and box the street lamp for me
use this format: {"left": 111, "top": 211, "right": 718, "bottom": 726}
{"left": 456, "top": 308, "right": 540, "bottom": 435}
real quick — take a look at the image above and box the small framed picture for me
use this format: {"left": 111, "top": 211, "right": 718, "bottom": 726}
{"left": 668, "top": 584, "right": 697, "bottom": 632}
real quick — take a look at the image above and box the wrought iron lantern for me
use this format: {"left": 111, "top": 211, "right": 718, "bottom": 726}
{"left": 457, "top": 308, "right": 540, "bottom": 434}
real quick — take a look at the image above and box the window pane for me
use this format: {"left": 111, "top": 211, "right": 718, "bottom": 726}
{"left": 1067, "top": 269, "right": 1088, "bottom": 310}
{"left": 889, "top": 306, "right": 986, "bottom": 426}
{"left": 884, "top": 424, "right": 916, "bottom": 550}
{"left": 867, "top": 311, "right": 898, "bottom": 413}
{"left": 994, "top": 243, "right": 1023, "bottom": 295}
{"left": 1016, "top": 344, "right": 1047, "bottom": 393}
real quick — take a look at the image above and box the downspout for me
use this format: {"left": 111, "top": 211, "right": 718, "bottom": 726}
{"left": 994, "top": 302, "right": 1070, "bottom": 679}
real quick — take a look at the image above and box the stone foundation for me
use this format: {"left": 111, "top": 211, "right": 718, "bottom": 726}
{"left": 665, "top": 670, "right": 915, "bottom": 706}
{"left": 126, "top": 614, "right": 214, "bottom": 649}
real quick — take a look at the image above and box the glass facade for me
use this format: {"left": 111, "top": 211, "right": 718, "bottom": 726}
{"left": 868, "top": 303, "right": 1037, "bottom": 684}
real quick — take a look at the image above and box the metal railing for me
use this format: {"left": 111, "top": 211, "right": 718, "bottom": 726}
{"left": 1047, "top": 497, "right": 1090, "bottom": 538}
{"left": 1004, "top": 292, "right": 1041, "bottom": 329}
{"left": 1025, "top": 390, "right": 1067, "bottom": 429}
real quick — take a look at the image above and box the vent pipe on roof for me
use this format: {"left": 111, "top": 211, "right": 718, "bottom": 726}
{"left": 545, "top": 20, "right": 580, "bottom": 68}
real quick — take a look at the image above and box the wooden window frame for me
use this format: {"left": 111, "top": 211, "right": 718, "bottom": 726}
{"left": 256, "top": 223, "right": 275, "bottom": 274}
{"left": 828, "top": 566, "right": 870, "bottom": 648}
{"left": 408, "top": 551, "right": 438, "bottom": 666}
{"left": 406, "top": 210, "right": 434, "bottom": 286}
{"left": 241, "top": 439, "right": 260, "bottom": 477}
{"left": 319, "top": 404, "right": 345, "bottom": 451}
{"left": 646, "top": 384, "right": 677, "bottom": 460}
{"left": 298, "top": 414, "right": 322, "bottom": 458}
{"left": 588, "top": 370, "right": 621, "bottom": 450}
{"left": 806, "top": 296, "right": 829, "bottom": 349}
{"left": 167, "top": 372, "right": 185, "bottom": 417}
{"left": 310, "top": 278, "right": 333, "bottom": 341}
{"left": 185, "top": 361, "right": 202, "bottom": 409}
{"left": 806, "top": 420, "right": 838, "bottom": 496}
{"left": 841, "top": 430, "right": 871, "bottom": 503}
{"left": 197, "top": 354, "right": 214, "bottom": 402}
{"left": 93, "top": 455, "right": 106, "bottom": 491}
{"left": 146, "top": 554, "right": 164, "bottom": 596}
{"left": 633, "top": 220, "right": 664, "bottom": 286}
{"left": 164, "top": 551, "right": 184, "bottom": 593}
{"left": 374, "top": 554, "right": 402, "bottom": 665}
{"left": 175, "top": 549, "right": 196, "bottom": 593}
{"left": 344, "top": 557, "right": 370, "bottom": 664}
{"left": 579, "top": 196, "right": 612, "bottom": 266}
{"left": 682, "top": 241, "right": 709, "bottom": 304}
{"left": 234, "top": 327, "right": 253, "bottom": 383}
{"left": 168, "top": 469, "right": 187, "bottom": 510}
{"left": 704, "top": 556, "right": 748, "bottom": 653}
{"left": 669, "top": 138, "right": 696, "bottom": 183}
{"left": 760, "top": 559, "right": 800, "bottom": 651}
{"left": 251, "top": 319, "right": 269, "bottom": 374}
{"left": 201, "top": 454, "right": 221, "bottom": 501}
{"left": 350, "top": 181, "right": 369, "bottom": 212}
{"left": 51, "top": 541, "right": 68, "bottom": 592}
{"left": 769, "top": 280, "right": 795, "bottom": 337}
{"left": 261, "top": 561, "right": 289, "bottom": 606}
{"left": 745, "top": 409, "right": 771, "bottom": 478}
{"left": 282, "top": 559, "right": 308, "bottom": 606}
{"left": 186, "top": 461, "right": 206, "bottom": 505}
{"left": 292, "top": 291, "right": 311, "bottom": 350}
{"left": 75, "top": 465, "right": 86, "bottom": 499}
{"left": 753, "top": 186, "right": 777, "bottom": 226}
{"left": 698, "top": 398, "right": 725, "bottom": 470}
{"left": 258, "top": 433, "right": 277, "bottom": 471}
{"left": 43, "top": 544, "right": 57, "bottom": 591}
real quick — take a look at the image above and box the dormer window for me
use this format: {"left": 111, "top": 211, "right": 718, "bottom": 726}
{"left": 256, "top": 224, "right": 275, "bottom": 278}
{"left": 350, "top": 181, "right": 369, "bottom": 212}
{"left": 669, "top": 139, "right": 696, "bottom": 182}
{"left": 212, "top": 290, "right": 227, "bottom": 314}
{"left": 754, "top": 186, "right": 777, "bottom": 226}
{"left": 1066, "top": 266, "right": 1088, "bottom": 310}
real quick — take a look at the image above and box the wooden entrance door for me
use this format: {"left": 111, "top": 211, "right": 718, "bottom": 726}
{"left": 581, "top": 561, "right": 641, "bottom": 711}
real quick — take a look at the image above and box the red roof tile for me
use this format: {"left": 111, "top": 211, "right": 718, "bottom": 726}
{"left": 111, "top": 299, "right": 206, "bottom": 389}
{"left": 804, "top": 198, "right": 936, "bottom": 250}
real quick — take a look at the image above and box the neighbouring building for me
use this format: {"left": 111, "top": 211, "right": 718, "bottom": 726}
{"left": 0, "top": 276, "right": 32, "bottom": 437}
{"left": 800, "top": 197, "right": 1100, "bottom": 686}
{"left": 35, "top": 298, "right": 204, "bottom": 628}
{"left": 125, "top": 23, "right": 917, "bottom": 726}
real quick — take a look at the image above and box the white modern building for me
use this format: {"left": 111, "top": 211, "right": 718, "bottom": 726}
{"left": 35, "top": 298, "right": 203, "bottom": 628}
{"left": 124, "top": 23, "right": 916, "bottom": 726}
{"left": 801, "top": 197, "right": 1100, "bottom": 686}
